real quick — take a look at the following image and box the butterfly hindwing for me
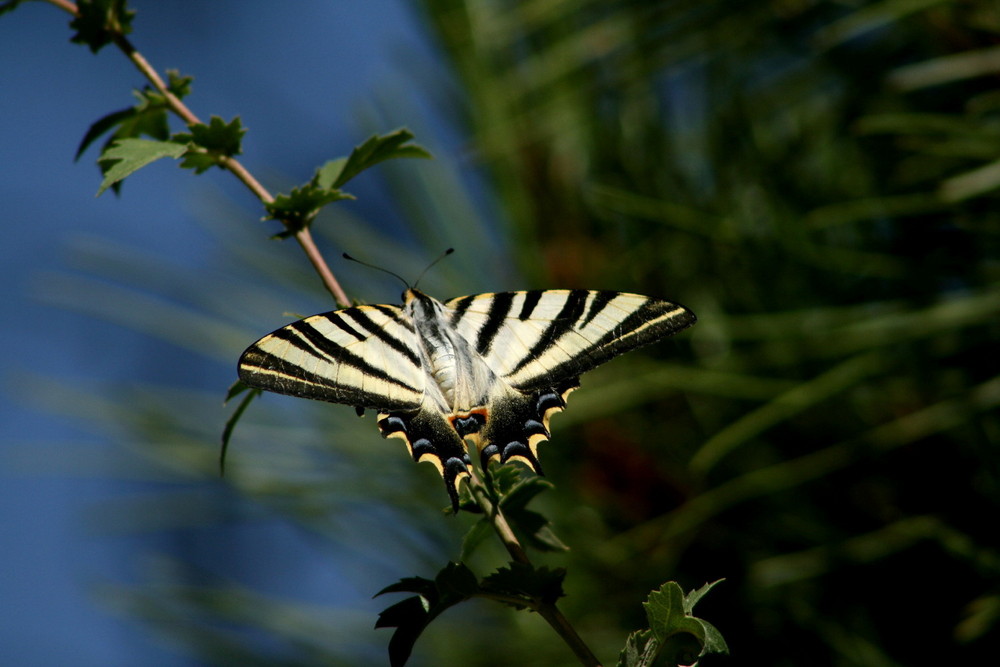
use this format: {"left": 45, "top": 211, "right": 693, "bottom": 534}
{"left": 377, "top": 409, "right": 473, "bottom": 509}
{"left": 477, "top": 379, "right": 579, "bottom": 472}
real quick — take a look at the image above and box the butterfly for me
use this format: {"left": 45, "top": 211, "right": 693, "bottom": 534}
{"left": 238, "top": 288, "right": 696, "bottom": 510}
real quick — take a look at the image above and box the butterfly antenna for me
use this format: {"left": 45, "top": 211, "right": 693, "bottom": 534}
{"left": 413, "top": 248, "right": 455, "bottom": 289}
{"left": 342, "top": 253, "right": 409, "bottom": 290}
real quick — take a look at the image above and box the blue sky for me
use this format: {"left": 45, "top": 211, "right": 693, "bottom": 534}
{"left": 0, "top": 2, "right": 450, "bottom": 664}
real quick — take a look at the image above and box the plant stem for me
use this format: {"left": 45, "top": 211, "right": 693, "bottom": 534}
{"left": 45, "top": 0, "right": 350, "bottom": 308}
{"left": 467, "top": 470, "right": 603, "bottom": 667}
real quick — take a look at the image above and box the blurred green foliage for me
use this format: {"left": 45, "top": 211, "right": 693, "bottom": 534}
{"left": 408, "top": 0, "right": 1000, "bottom": 664}
{"left": 27, "top": 0, "right": 1000, "bottom": 665}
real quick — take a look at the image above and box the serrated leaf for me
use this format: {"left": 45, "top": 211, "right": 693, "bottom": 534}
{"left": 76, "top": 76, "right": 187, "bottom": 164}
{"left": 265, "top": 182, "right": 354, "bottom": 234}
{"left": 645, "top": 583, "right": 692, "bottom": 644}
{"left": 177, "top": 151, "right": 219, "bottom": 175}
{"left": 331, "top": 128, "right": 431, "bottom": 188}
{"left": 498, "top": 475, "right": 568, "bottom": 552}
{"left": 172, "top": 116, "right": 246, "bottom": 173}
{"left": 219, "top": 384, "right": 260, "bottom": 475}
{"left": 200, "top": 115, "right": 244, "bottom": 153}
{"left": 618, "top": 629, "right": 658, "bottom": 667}
{"left": 96, "top": 138, "right": 186, "bottom": 195}
{"left": 69, "top": 0, "right": 135, "bottom": 54}
{"left": 434, "top": 561, "right": 479, "bottom": 598}
{"left": 683, "top": 579, "right": 725, "bottom": 615}
{"left": 486, "top": 461, "right": 524, "bottom": 497}
{"left": 499, "top": 475, "right": 550, "bottom": 510}
{"left": 165, "top": 69, "right": 193, "bottom": 99}
{"left": 628, "top": 581, "right": 729, "bottom": 666}
{"left": 480, "top": 562, "right": 565, "bottom": 609}
{"left": 375, "top": 563, "right": 477, "bottom": 667}
{"left": 375, "top": 576, "right": 437, "bottom": 599}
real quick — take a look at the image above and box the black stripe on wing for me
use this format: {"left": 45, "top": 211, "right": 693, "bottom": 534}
{"left": 237, "top": 306, "right": 426, "bottom": 410}
{"left": 475, "top": 291, "right": 515, "bottom": 355}
{"left": 448, "top": 295, "right": 475, "bottom": 327}
{"left": 512, "top": 297, "right": 696, "bottom": 390}
{"left": 340, "top": 308, "right": 422, "bottom": 367}
{"left": 326, "top": 314, "right": 367, "bottom": 341}
{"left": 238, "top": 346, "right": 422, "bottom": 410}
{"left": 517, "top": 291, "right": 543, "bottom": 320}
{"left": 284, "top": 321, "right": 418, "bottom": 389}
{"left": 372, "top": 304, "right": 416, "bottom": 333}
{"left": 581, "top": 290, "right": 618, "bottom": 327}
{"left": 508, "top": 289, "right": 589, "bottom": 376}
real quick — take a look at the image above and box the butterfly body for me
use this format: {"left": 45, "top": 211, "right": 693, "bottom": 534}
{"left": 239, "top": 288, "right": 695, "bottom": 509}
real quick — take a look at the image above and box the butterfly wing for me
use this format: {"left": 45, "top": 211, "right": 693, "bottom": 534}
{"left": 238, "top": 304, "right": 427, "bottom": 410}
{"left": 443, "top": 290, "right": 696, "bottom": 470}
{"left": 238, "top": 303, "right": 473, "bottom": 509}
{"left": 446, "top": 290, "right": 696, "bottom": 389}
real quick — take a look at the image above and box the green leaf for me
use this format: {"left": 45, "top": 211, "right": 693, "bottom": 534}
{"left": 459, "top": 515, "right": 492, "bottom": 563}
{"left": 618, "top": 629, "right": 658, "bottom": 667}
{"left": 314, "top": 158, "right": 349, "bottom": 190}
{"left": 165, "top": 69, "right": 193, "bottom": 99}
{"left": 69, "top": 0, "right": 135, "bottom": 54}
{"left": 375, "top": 563, "right": 478, "bottom": 667}
{"left": 76, "top": 74, "right": 191, "bottom": 163}
{"left": 620, "top": 581, "right": 729, "bottom": 667}
{"left": 264, "top": 183, "right": 354, "bottom": 236}
{"left": 645, "top": 583, "right": 703, "bottom": 644}
{"left": 219, "top": 384, "right": 260, "bottom": 476}
{"left": 479, "top": 563, "right": 565, "bottom": 610}
{"left": 501, "top": 475, "right": 553, "bottom": 511}
{"left": 174, "top": 115, "right": 245, "bottom": 157}
{"left": 261, "top": 129, "right": 428, "bottom": 236}
{"left": 505, "top": 507, "right": 569, "bottom": 552}
{"left": 683, "top": 580, "right": 725, "bottom": 615}
{"left": 498, "top": 474, "right": 569, "bottom": 552}
{"left": 330, "top": 128, "right": 431, "bottom": 189}
{"left": 76, "top": 107, "right": 137, "bottom": 161}
{"left": 172, "top": 116, "right": 246, "bottom": 173}
{"left": 96, "top": 138, "right": 186, "bottom": 195}
{"left": 485, "top": 461, "right": 523, "bottom": 498}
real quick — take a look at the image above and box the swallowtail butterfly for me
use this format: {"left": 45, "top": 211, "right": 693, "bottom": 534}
{"left": 238, "top": 288, "right": 696, "bottom": 510}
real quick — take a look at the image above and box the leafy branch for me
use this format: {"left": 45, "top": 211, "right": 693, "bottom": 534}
{"left": 45, "top": 0, "right": 431, "bottom": 308}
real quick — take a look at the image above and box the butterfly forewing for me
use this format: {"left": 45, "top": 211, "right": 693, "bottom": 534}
{"left": 238, "top": 305, "right": 425, "bottom": 411}
{"left": 444, "top": 290, "right": 696, "bottom": 390}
